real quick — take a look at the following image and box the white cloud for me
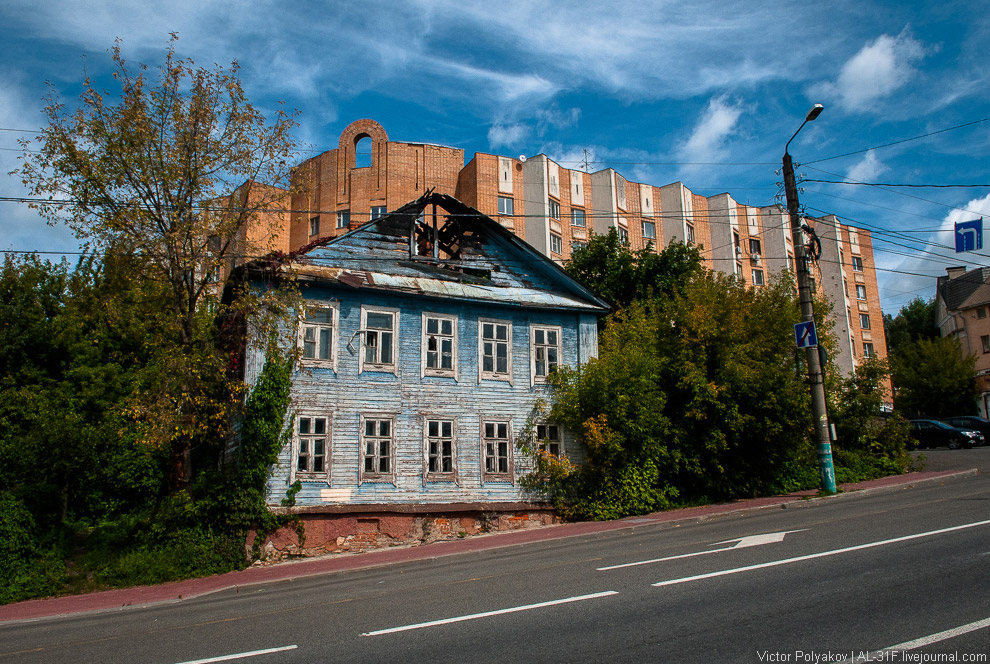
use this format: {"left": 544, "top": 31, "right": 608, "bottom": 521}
{"left": 812, "top": 29, "right": 927, "bottom": 112}
{"left": 944, "top": 193, "right": 990, "bottom": 228}
{"left": 676, "top": 96, "right": 743, "bottom": 171}
{"left": 845, "top": 150, "right": 887, "bottom": 183}
{"left": 488, "top": 123, "right": 528, "bottom": 150}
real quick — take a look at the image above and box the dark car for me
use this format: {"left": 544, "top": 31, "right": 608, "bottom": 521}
{"left": 942, "top": 416, "right": 990, "bottom": 446}
{"left": 909, "top": 419, "right": 983, "bottom": 449}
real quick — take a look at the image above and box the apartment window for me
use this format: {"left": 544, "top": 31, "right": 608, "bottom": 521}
{"left": 549, "top": 233, "right": 563, "bottom": 255}
{"left": 863, "top": 343, "right": 876, "bottom": 358}
{"left": 686, "top": 223, "right": 696, "bottom": 245}
{"left": 978, "top": 308, "right": 987, "bottom": 319}
{"left": 361, "top": 416, "right": 394, "bottom": 481}
{"left": 480, "top": 320, "right": 511, "bottom": 381}
{"left": 851, "top": 256, "right": 863, "bottom": 272}
{"left": 497, "top": 196, "right": 514, "bottom": 216}
{"left": 753, "top": 269, "right": 765, "bottom": 286}
{"left": 856, "top": 285, "right": 867, "bottom": 300}
{"left": 536, "top": 423, "right": 562, "bottom": 457}
{"left": 296, "top": 415, "right": 329, "bottom": 478}
{"left": 618, "top": 226, "right": 629, "bottom": 243}
{"left": 371, "top": 206, "right": 387, "bottom": 220}
{"left": 734, "top": 261, "right": 743, "bottom": 277}
{"left": 423, "top": 313, "right": 456, "bottom": 377}
{"left": 572, "top": 241, "right": 587, "bottom": 251}
{"left": 548, "top": 199, "right": 560, "bottom": 220}
{"left": 309, "top": 216, "right": 320, "bottom": 237}
{"left": 299, "top": 305, "right": 336, "bottom": 368}
{"left": 859, "top": 313, "right": 871, "bottom": 330}
{"left": 749, "top": 238, "right": 762, "bottom": 255}
{"left": 571, "top": 208, "right": 586, "bottom": 227}
{"left": 361, "top": 308, "right": 397, "bottom": 372}
{"left": 336, "top": 210, "right": 350, "bottom": 229}
{"left": 642, "top": 220, "right": 656, "bottom": 240}
{"left": 983, "top": 335, "right": 990, "bottom": 354}
{"left": 532, "top": 325, "right": 561, "bottom": 383}
{"left": 425, "top": 418, "right": 455, "bottom": 480}
{"left": 482, "top": 419, "right": 512, "bottom": 480}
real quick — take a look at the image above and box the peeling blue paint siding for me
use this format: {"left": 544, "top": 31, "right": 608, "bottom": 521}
{"left": 254, "top": 286, "right": 596, "bottom": 507}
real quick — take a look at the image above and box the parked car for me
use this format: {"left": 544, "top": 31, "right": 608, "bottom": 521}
{"left": 941, "top": 416, "right": 990, "bottom": 446}
{"left": 909, "top": 419, "right": 983, "bottom": 449}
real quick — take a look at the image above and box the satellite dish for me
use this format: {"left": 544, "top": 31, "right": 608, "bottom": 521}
{"left": 519, "top": 155, "right": 527, "bottom": 163}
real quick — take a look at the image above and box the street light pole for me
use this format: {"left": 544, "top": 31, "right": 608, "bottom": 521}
{"left": 782, "top": 103, "right": 837, "bottom": 494}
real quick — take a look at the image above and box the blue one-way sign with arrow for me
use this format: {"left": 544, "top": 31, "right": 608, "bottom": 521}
{"left": 794, "top": 321, "right": 818, "bottom": 348}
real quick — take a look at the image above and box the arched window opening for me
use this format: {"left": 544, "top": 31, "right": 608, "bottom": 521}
{"left": 355, "top": 135, "right": 372, "bottom": 168}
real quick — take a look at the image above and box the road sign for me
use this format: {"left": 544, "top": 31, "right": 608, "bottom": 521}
{"left": 955, "top": 218, "right": 983, "bottom": 253}
{"left": 794, "top": 320, "right": 818, "bottom": 348}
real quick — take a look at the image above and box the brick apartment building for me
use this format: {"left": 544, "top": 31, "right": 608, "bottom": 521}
{"left": 283, "top": 119, "right": 887, "bottom": 378}
{"left": 936, "top": 266, "right": 990, "bottom": 417}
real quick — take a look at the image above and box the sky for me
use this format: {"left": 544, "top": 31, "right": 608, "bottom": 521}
{"left": 1, "top": 0, "right": 988, "bottom": 316}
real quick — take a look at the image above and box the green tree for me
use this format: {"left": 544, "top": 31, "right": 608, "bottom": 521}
{"left": 884, "top": 296, "right": 938, "bottom": 355}
{"left": 565, "top": 228, "right": 704, "bottom": 309}
{"left": 890, "top": 337, "right": 978, "bottom": 418}
{"left": 17, "top": 35, "right": 299, "bottom": 487}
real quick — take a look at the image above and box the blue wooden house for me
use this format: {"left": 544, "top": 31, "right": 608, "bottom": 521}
{"left": 241, "top": 192, "right": 609, "bottom": 550}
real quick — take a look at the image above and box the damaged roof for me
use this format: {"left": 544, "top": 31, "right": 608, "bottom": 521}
{"left": 282, "top": 192, "right": 611, "bottom": 313}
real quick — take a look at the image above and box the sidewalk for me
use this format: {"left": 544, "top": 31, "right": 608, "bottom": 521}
{"left": 0, "top": 468, "right": 977, "bottom": 624}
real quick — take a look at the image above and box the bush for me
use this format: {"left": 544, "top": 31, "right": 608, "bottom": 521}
{"left": 0, "top": 492, "right": 66, "bottom": 604}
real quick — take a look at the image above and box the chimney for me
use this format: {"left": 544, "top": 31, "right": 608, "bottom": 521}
{"left": 946, "top": 266, "right": 967, "bottom": 280}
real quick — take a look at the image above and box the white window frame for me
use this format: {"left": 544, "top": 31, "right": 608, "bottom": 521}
{"left": 297, "top": 304, "right": 338, "bottom": 370}
{"left": 859, "top": 313, "right": 871, "bottom": 330}
{"left": 548, "top": 198, "right": 560, "bottom": 220}
{"left": 618, "top": 226, "right": 629, "bottom": 243}
{"left": 571, "top": 208, "right": 586, "bottom": 227}
{"left": 531, "top": 324, "right": 562, "bottom": 386}
{"left": 422, "top": 312, "right": 457, "bottom": 378}
{"left": 642, "top": 220, "right": 656, "bottom": 240}
{"left": 371, "top": 205, "right": 387, "bottom": 220}
{"left": 423, "top": 416, "right": 458, "bottom": 483}
{"left": 864, "top": 342, "right": 876, "bottom": 358}
{"left": 292, "top": 413, "right": 331, "bottom": 483}
{"left": 309, "top": 216, "right": 320, "bottom": 237}
{"left": 360, "top": 413, "right": 396, "bottom": 483}
{"left": 535, "top": 423, "right": 563, "bottom": 457}
{"left": 360, "top": 306, "right": 399, "bottom": 374}
{"left": 497, "top": 196, "right": 514, "bottom": 216}
{"left": 549, "top": 232, "right": 563, "bottom": 255}
{"left": 481, "top": 418, "right": 513, "bottom": 482}
{"left": 336, "top": 210, "right": 350, "bottom": 229}
{"left": 479, "top": 318, "right": 513, "bottom": 384}
{"left": 851, "top": 256, "right": 864, "bottom": 272}
{"left": 752, "top": 269, "right": 765, "bottom": 286}
{"left": 856, "top": 284, "right": 867, "bottom": 300}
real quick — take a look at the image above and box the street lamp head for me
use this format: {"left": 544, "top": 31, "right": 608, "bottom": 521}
{"left": 805, "top": 104, "right": 824, "bottom": 122}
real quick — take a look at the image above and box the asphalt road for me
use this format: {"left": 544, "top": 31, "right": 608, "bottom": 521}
{"left": 2, "top": 454, "right": 988, "bottom": 664}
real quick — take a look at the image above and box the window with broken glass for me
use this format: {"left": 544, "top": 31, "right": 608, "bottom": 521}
{"left": 361, "top": 308, "right": 397, "bottom": 372}
{"left": 482, "top": 419, "right": 512, "bottom": 480}
{"left": 480, "top": 319, "right": 512, "bottom": 381}
{"left": 536, "top": 423, "right": 562, "bottom": 457}
{"left": 531, "top": 325, "right": 560, "bottom": 383}
{"left": 299, "top": 306, "right": 336, "bottom": 368}
{"left": 296, "top": 415, "right": 329, "bottom": 479}
{"left": 361, "top": 416, "right": 395, "bottom": 482}
{"left": 425, "top": 418, "right": 456, "bottom": 480}
{"left": 423, "top": 313, "right": 456, "bottom": 377}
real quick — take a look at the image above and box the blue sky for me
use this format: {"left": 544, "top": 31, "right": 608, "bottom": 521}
{"left": 1, "top": 0, "right": 988, "bottom": 316}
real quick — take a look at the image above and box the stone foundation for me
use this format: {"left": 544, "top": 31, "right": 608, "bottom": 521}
{"left": 247, "top": 505, "right": 560, "bottom": 562}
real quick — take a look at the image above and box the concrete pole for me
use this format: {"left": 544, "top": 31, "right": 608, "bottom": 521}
{"left": 783, "top": 133, "right": 837, "bottom": 494}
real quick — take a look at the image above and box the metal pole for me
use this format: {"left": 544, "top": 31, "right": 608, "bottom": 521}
{"left": 782, "top": 149, "right": 837, "bottom": 494}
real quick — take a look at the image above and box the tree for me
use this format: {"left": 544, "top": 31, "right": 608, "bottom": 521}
{"left": 884, "top": 296, "right": 939, "bottom": 356}
{"left": 565, "top": 228, "right": 704, "bottom": 309}
{"left": 17, "top": 35, "right": 299, "bottom": 486}
{"left": 890, "top": 337, "right": 978, "bottom": 418}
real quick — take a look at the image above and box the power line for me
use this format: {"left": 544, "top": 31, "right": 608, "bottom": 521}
{"left": 806, "top": 179, "right": 990, "bottom": 189}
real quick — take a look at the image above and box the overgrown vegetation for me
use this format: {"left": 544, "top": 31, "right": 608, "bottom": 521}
{"left": 2, "top": 35, "right": 300, "bottom": 604}
{"left": 520, "top": 233, "right": 914, "bottom": 520}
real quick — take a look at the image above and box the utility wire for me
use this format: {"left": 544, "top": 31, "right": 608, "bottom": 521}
{"left": 803, "top": 117, "right": 990, "bottom": 165}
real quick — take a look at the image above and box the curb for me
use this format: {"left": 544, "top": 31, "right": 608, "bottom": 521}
{"left": 0, "top": 468, "right": 978, "bottom": 624}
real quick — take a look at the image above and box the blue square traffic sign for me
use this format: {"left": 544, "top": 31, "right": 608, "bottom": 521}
{"left": 794, "top": 321, "right": 818, "bottom": 348}
{"left": 955, "top": 218, "right": 983, "bottom": 253}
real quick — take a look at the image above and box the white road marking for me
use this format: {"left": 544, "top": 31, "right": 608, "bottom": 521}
{"left": 361, "top": 591, "right": 619, "bottom": 636}
{"left": 653, "top": 519, "right": 990, "bottom": 587}
{"left": 174, "top": 645, "right": 298, "bottom": 664}
{"left": 598, "top": 530, "right": 806, "bottom": 571}
{"left": 836, "top": 616, "right": 990, "bottom": 663}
